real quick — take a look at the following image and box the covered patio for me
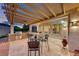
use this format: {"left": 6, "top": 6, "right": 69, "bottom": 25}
{"left": 0, "top": 3, "right": 79, "bottom": 56}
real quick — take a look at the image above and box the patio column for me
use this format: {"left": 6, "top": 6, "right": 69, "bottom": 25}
{"left": 43, "top": 24, "right": 44, "bottom": 32}
{"left": 10, "top": 24, "right": 14, "bottom": 34}
{"left": 9, "top": 4, "right": 16, "bottom": 34}
{"left": 68, "top": 14, "right": 70, "bottom": 38}
{"left": 29, "top": 25, "right": 32, "bottom": 32}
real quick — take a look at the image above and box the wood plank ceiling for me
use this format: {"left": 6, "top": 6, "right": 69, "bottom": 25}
{"left": 3, "top": 3, "right": 79, "bottom": 25}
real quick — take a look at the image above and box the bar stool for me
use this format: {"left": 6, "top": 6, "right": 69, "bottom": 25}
{"left": 40, "top": 34, "right": 49, "bottom": 52}
{"left": 28, "top": 40, "right": 40, "bottom": 56}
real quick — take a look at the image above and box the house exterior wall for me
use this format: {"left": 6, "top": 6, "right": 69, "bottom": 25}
{"left": 69, "top": 27, "right": 79, "bottom": 51}
{"left": 68, "top": 12, "right": 79, "bottom": 51}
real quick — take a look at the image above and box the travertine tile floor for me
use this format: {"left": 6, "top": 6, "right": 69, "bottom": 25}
{"left": 0, "top": 42, "right": 9, "bottom": 56}
{"left": 8, "top": 35, "right": 71, "bottom": 56}
{"left": 40, "top": 37, "right": 70, "bottom": 56}
{"left": 0, "top": 34, "right": 74, "bottom": 56}
{"left": 9, "top": 39, "right": 28, "bottom": 56}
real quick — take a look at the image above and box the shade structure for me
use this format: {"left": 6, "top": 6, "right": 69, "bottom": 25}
{"left": 1, "top": 3, "right": 79, "bottom": 56}
{"left": 2, "top": 3, "right": 79, "bottom": 25}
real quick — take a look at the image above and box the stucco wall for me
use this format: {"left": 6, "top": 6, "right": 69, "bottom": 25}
{"left": 68, "top": 12, "right": 79, "bottom": 51}
{"left": 69, "top": 27, "right": 79, "bottom": 51}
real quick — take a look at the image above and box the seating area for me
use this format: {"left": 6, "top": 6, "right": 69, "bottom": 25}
{"left": 0, "top": 3, "right": 79, "bottom": 56}
{"left": 0, "top": 32, "right": 74, "bottom": 56}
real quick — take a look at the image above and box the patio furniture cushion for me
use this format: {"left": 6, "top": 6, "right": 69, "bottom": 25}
{"left": 28, "top": 41, "right": 39, "bottom": 48}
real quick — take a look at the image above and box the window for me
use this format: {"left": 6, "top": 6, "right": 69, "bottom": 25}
{"left": 32, "top": 26, "right": 37, "bottom": 32}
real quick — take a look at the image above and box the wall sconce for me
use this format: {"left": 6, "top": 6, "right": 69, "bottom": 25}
{"left": 70, "top": 21, "right": 79, "bottom": 26}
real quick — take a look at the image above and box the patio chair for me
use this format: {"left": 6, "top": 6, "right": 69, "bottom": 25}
{"left": 28, "top": 40, "right": 40, "bottom": 56}
{"left": 74, "top": 50, "right": 79, "bottom": 56}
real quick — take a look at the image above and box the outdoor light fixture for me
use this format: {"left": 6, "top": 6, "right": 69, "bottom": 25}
{"left": 70, "top": 21, "right": 79, "bottom": 26}
{"left": 61, "top": 20, "right": 67, "bottom": 28}
{"left": 70, "top": 20, "right": 79, "bottom": 29}
{"left": 61, "top": 20, "right": 65, "bottom": 24}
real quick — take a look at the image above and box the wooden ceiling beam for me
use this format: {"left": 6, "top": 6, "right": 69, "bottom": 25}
{"left": 5, "top": 4, "right": 43, "bottom": 19}
{"left": 4, "top": 3, "right": 79, "bottom": 25}
{"left": 14, "top": 16, "right": 31, "bottom": 21}
{"left": 30, "top": 6, "right": 79, "bottom": 25}
{"left": 26, "top": 3, "right": 50, "bottom": 19}
{"left": 5, "top": 10, "right": 40, "bottom": 24}
{"left": 14, "top": 18, "right": 28, "bottom": 24}
{"left": 5, "top": 13, "right": 28, "bottom": 24}
{"left": 5, "top": 11, "right": 41, "bottom": 25}
{"left": 4, "top": 10, "right": 40, "bottom": 21}
{"left": 44, "top": 4, "right": 56, "bottom": 17}
{"left": 18, "top": 6, "right": 79, "bottom": 25}
{"left": 60, "top": 3, "right": 66, "bottom": 15}
{"left": 15, "top": 4, "right": 44, "bottom": 20}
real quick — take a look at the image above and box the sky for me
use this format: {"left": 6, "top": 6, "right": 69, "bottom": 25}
{"left": 0, "top": 3, "right": 8, "bottom": 23}
{"left": 0, "top": 3, "right": 23, "bottom": 28}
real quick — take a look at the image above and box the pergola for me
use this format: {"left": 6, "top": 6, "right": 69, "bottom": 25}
{"left": 2, "top": 3, "right": 79, "bottom": 35}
